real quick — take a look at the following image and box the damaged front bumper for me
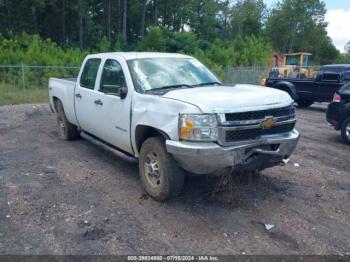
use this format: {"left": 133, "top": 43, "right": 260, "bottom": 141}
{"left": 166, "top": 129, "right": 300, "bottom": 175}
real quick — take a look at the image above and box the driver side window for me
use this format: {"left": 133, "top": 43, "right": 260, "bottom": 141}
{"left": 100, "top": 59, "right": 126, "bottom": 94}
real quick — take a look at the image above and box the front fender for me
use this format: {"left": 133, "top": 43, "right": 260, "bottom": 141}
{"left": 131, "top": 92, "right": 201, "bottom": 156}
{"left": 272, "top": 81, "right": 298, "bottom": 101}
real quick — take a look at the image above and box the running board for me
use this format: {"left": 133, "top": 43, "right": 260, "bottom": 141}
{"left": 80, "top": 131, "right": 137, "bottom": 163}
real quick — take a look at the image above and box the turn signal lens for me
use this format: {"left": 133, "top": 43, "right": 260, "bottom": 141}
{"left": 180, "top": 119, "right": 193, "bottom": 138}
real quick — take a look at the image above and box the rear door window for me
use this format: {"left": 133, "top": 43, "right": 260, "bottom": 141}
{"left": 80, "top": 58, "right": 101, "bottom": 89}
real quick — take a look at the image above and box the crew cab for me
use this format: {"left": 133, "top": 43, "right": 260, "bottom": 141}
{"left": 327, "top": 83, "right": 350, "bottom": 144}
{"left": 49, "top": 52, "right": 300, "bottom": 201}
{"left": 265, "top": 64, "right": 350, "bottom": 107}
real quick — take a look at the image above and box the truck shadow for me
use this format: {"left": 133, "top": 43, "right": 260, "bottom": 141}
{"left": 296, "top": 104, "right": 327, "bottom": 113}
{"left": 175, "top": 172, "right": 293, "bottom": 210}
{"left": 81, "top": 138, "right": 294, "bottom": 210}
{"left": 327, "top": 133, "right": 349, "bottom": 146}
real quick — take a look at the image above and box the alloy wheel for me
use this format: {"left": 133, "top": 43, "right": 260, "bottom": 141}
{"left": 144, "top": 152, "right": 162, "bottom": 188}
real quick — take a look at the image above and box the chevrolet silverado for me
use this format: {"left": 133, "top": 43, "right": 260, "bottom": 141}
{"left": 49, "top": 52, "right": 300, "bottom": 201}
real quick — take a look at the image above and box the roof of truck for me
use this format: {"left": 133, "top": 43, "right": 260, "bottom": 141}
{"left": 322, "top": 64, "right": 350, "bottom": 68}
{"left": 87, "top": 52, "right": 193, "bottom": 60}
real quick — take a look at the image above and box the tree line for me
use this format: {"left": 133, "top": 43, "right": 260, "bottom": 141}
{"left": 0, "top": 0, "right": 349, "bottom": 68}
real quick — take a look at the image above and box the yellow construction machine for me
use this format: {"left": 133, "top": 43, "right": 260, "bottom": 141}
{"left": 261, "top": 52, "right": 318, "bottom": 85}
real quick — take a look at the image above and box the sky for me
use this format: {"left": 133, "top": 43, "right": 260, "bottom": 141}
{"left": 264, "top": 0, "right": 350, "bottom": 52}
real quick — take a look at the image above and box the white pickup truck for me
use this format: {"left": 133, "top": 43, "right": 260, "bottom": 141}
{"left": 49, "top": 52, "right": 300, "bottom": 200}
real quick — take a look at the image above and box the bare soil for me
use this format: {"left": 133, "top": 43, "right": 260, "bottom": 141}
{"left": 0, "top": 103, "right": 349, "bottom": 255}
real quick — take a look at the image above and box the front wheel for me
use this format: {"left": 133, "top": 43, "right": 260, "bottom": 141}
{"left": 341, "top": 117, "right": 350, "bottom": 144}
{"left": 139, "top": 137, "right": 185, "bottom": 201}
{"left": 297, "top": 99, "right": 314, "bottom": 107}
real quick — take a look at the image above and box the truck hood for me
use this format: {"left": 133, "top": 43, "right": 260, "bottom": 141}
{"left": 162, "top": 84, "right": 293, "bottom": 113}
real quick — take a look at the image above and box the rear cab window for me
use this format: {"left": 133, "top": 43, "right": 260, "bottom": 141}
{"left": 318, "top": 66, "right": 342, "bottom": 82}
{"left": 80, "top": 58, "right": 101, "bottom": 89}
{"left": 320, "top": 66, "right": 342, "bottom": 74}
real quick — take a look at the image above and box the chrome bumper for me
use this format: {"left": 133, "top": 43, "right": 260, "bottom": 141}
{"left": 166, "top": 130, "right": 300, "bottom": 175}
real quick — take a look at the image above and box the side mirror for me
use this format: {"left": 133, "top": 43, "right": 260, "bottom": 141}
{"left": 119, "top": 86, "right": 128, "bottom": 99}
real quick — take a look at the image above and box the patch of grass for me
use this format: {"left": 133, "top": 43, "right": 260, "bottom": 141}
{"left": 0, "top": 84, "right": 48, "bottom": 105}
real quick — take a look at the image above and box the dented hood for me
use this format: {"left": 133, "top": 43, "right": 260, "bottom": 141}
{"left": 162, "top": 84, "right": 293, "bottom": 113}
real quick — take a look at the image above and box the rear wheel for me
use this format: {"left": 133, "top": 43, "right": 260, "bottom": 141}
{"left": 341, "top": 117, "right": 350, "bottom": 144}
{"left": 139, "top": 137, "right": 185, "bottom": 201}
{"left": 297, "top": 99, "right": 314, "bottom": 107}
{"left": 55, "top": 100, "right": 80, "bottom": 140}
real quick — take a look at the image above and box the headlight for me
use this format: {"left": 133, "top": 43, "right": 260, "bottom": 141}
{"left": 179, "top": 114, "right": 218, "bottom": 141}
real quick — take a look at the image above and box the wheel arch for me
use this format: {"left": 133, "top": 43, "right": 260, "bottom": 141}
{"left": 339, "top": 104, "right": 350, "bottom": 126}
{"left": 341, "top": 115, "right": 350, "bottom": 144}
{"left": 52, "top": 96, "right": 61, "bottom": 112}
{"left": 134, "top": 125, "right": 170, "bottom": 155}
{"left": 272, "top": 81, "right": 299, "bottom": 101}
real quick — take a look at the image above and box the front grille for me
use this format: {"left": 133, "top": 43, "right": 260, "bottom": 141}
{"left": 225, "top": 123, "right": 295, "bottom": 142}
{"left": 225, "top": 106, "right": 295, "bottom": 122}
{"left": 218, "top": 105, "right": 297, "bottom": 145}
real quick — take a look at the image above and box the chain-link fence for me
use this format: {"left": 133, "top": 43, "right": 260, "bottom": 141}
{"left": 212, "top": 66, "right": 274, "bottom": 85}
{"left": 0, "top": 65, "right": 80, "bottom": 105}
{"left": 225, "top": 66, "right": 272, "bottom": 85}
{"left": 0, "top": 64, "right": 321, "bottom": 105}
{"left": 217, "top": 65, "right": 321, "bottom": 86}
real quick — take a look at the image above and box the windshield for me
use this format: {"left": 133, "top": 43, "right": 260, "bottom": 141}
{"left": 127, "top": 57, "right": 220, "bottom": 92}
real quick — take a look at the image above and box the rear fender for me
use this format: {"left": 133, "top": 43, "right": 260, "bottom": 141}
{"left": 49, "top": 78, "right": 78, "bottom": 126}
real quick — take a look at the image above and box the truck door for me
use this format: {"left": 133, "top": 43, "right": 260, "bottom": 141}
{"left": 315, "top": 73, "right": 342, "bottom": 102}
{"left": 74, "top": 58, "right": 104, "bottom": 138}
{"left": 92, "top": 58, "right": 132, "bottom": 153}
{"left": 292, "top": 79, "right": 314, "bottom": 101}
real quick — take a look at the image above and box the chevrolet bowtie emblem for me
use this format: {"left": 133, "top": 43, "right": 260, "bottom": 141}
{"left": 260, "top": 116, "right": 276, "bottom": 129}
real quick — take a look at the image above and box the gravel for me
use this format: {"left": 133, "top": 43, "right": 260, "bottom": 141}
{"left": 0, "top": 103, "right": 349, "bottom": 255}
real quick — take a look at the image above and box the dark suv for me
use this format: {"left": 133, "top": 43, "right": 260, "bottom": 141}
{"left": 327, "top": 83, "right": 350, "bottom": 144}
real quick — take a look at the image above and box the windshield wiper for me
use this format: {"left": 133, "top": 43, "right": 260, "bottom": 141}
{"left": 194, "top": 81, "right": 222, "bottom": 87}
{"left": 145, "top": 84, "right": 194, "bottom": 92}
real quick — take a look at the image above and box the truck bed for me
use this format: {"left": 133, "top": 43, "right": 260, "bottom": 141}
{"left": 62, "top": 77, "right": 77, "bottom": 82}
{"left": 48, "top": 77, "right": 78, "bottom": 125}
{"left": 267, "top": 77, "right": 314, "bottom": 85}
{"left": 52, "top": 77, "right": 77, "bottom": 83}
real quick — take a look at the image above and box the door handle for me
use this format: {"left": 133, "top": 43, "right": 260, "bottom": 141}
{"left": 94, "top": 99, "right": 103, "bottom": 106}
{"left": 75, "top": 93, "right": 82, "bottom": 99}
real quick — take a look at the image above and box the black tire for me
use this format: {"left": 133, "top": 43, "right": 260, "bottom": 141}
{"left": 297, "top": 99, "right": 314, "bottom": 107}
{"left": 139, "top": 136, "right": 185, "bottom": 201}
{"left": 55, "top": 100, "right": 80, "bottom": 140}
{"left": 341, "top": 117, "right": 350, "bottom": 144}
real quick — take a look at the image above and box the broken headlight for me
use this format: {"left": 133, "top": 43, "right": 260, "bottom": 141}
{"left": 179, "top": 114, "right": 218, "bottom": 141}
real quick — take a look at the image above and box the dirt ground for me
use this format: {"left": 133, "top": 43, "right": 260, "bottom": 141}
{"left": 0, "top": 103, "right": 349, "bottom": 255}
